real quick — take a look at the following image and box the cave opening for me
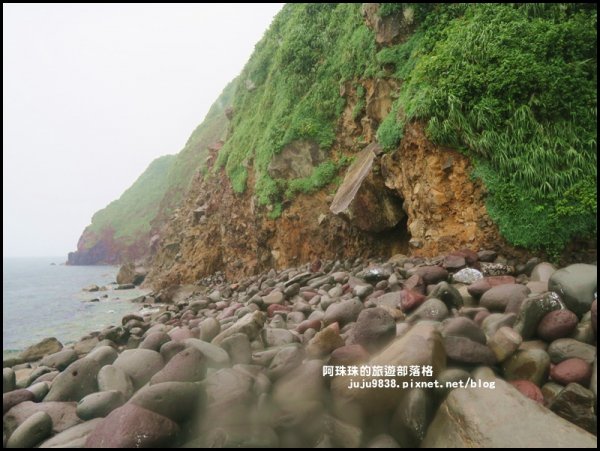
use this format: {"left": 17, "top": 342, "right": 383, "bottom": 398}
{"left": 374, "top": 211, "right": 411, "bottom": 258}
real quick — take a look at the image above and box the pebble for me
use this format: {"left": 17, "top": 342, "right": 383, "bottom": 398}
{"left": 547, "top": 338, "right": 596, "bottom": 364}
{"left": 550, "top": 358, "right": 592, "bottom": 386}
{"left": 480, "top": 283, "right": 529, "bottom": 312}
{"left": 7, "top": 253, "right": 597, "bottom": 447}
{"left": 509, "top": 380, "right": 544, "bottom": 403}
{"left": 488, "top": 327, "right": 522, "bottom": 362}
{"left": 452, "top": 268, "right": 483, "bottom": 285}
{"left": 347, "top": 307, "right": 396, "bottom": 352}
{"left": 502, "top": 349, "right": 550, "bottom": 386}
{"left": 323, "top": 298, "right": 363, "bottom": 326}
{"left": 513, "top": 292, "right": 563, "bottom": 339}
{"left": 537, "top": 310, "right": 578, "bottom": 341}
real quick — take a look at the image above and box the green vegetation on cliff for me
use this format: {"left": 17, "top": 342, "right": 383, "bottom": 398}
{"left": 217, "top": 3, "right": 596, "bottom": 255}
{"left": 216, "top": 3, "right": 378, "bottom": 207}
{"left": 381, "top": 3, "right": 597, "bottom": 255}
{"left": 88, "top": 155, "right": 175, "bottom": 242}
{"left": 82, "top": 82, "right": 235, "bottom": 249}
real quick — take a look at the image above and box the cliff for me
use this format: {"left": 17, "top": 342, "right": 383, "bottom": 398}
{"left": 70, "top": 3, "right": 597, "bottom": 279}
{"left": 67, "top": 81, "right": 235, "bottom": 265}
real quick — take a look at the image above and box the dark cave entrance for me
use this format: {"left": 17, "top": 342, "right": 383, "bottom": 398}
{"left": 373, "top": 211, "right": 411, "bottom": 257}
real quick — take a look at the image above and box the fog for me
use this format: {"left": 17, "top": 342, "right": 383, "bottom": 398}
{"left": 3, "top": 3, "right": 284, "bottom": 258}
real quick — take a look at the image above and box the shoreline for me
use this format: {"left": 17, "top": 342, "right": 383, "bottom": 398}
{"left": 3, "top": 280, "right": 153, "bottom": 359}
{"left": 2, "top": 250, "right": 597, "bottom": 447}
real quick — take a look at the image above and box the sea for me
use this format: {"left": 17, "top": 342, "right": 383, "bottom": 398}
{"left": 3, "top": 257, "right": 150, "bottom": 359}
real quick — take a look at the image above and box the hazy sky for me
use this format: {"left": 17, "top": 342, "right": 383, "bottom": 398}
{"left": 3, "top": 3, "right": 284, "bottom": 258}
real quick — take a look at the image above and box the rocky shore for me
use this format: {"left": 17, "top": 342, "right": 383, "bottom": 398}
{"left": 2, "top": 250, "right": 597, "bottom": 447}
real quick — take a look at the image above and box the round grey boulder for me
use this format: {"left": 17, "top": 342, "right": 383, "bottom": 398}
{"left": 112, "top": 349, "right": 164, "bottom": 390}
{"left": 548, "top": 264, "right": 597, "bottom": 317}
{"left": 130, "top": 381, "right": 201, "bottom": 422}
{"left": 97, "top": 364, "right": 134, "bottom": 399}
{"left": 76, "top": 390, "right": 126, "bottom": 420}
{"left": 6, "top": 411, "right": 52, "bottom": 448}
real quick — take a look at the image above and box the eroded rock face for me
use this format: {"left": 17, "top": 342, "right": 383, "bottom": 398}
{"left": 268, "top": 140, "right": 326, "bottom": 180}
{"left": 116, "top": 263, "right": 148, "bottom": 285}
{"left": 67, "top": 228, "right": 149, "bottom": 266}
{"left": 361, "top": 3, "right": 417, "bottom": 45}
{"left": 145, "top": 111, "right": 519, "bottom": 288}
{"left": 330, "top": 143, "right": 405, "bottom": 232}
{"left": 381, "top": 122, "right": 506, "bottom": 256}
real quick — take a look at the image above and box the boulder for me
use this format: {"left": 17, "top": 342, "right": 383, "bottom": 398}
{"left": 390, "top": 389, "right": 434, "bottom": 447}
{"left": 116, "top": 262, "right": 147, "bottom": 285}
{"left": 442, "top": 336, "right": 496, "bottom": 365}
{"left": 347, "top": 307, "right": 396, "bottom": 352}
{"left": 537, "top": 310, "right": 578, "bottom": 341}
{"left": 331, "top": 323, "right": 445, "bottom": 415}
{"left": 112, "top": 349, "right": 164, "bottom": 390}
{"left": 421, "top": 378, "right": 596, "bottom": 447}
{"left": 480, "top": 284, "right": 530, "bottom": 312}
{"left": 547, "top": 338, "right": 596, "bottom": 365}
{"left": 211, "top": 311, "right": 265, "bottom": 346}
{"left": 306, "top": 326, "right": 345, "bottom": 358}
{"left": 6, "top": 411, "right": 52, "bottom": 448}
{"left": 4, "top": 400, "right": 81, "bottom": 435}
{"left": 139, "top": 332, "right": 171, "bottom": 351}
{"left": 3, "top": 368, "right": 15, "bottom": 393}
{"left": 38, "top": 419, "right": 102, "bottom": 448}
{"left": 550, "top": 358, "right": 592, "bottom": 386}
{"left": 513, "top": 292, "right": 563, "bottom": 339}
{"left": 3, "top": 389, "right": 34, "bottom": 414}
{"left": 488, "top": 327, "right": 522, "bottom": 362}
{"left": 184, "top": 339, "right": 230, "bottom": 368}
{"left": 407, "top": 298, "right": 449, "bottom": 323}
{"left": 97, "top": 365, "right": 134, "bottom": 399}
{"left": 530, "top": 262, "right": 557, "bottom": 282}
{"left": 268, "top": 139, "right": 326, "bottom": 179}
{"left": 44, "top": 357, "right": 102, "bottom": 402}
{"left": 510, "top": 380, "right": 544, "bottom": 403}
{"left": 150, "top": 347, "right": 207, "bottom": 384}
{"left": 502, "top": 349, "right": 550, "bottom": 386}
{"left": 76, "top": 390, "right": 126, "bottom": 420}
{"left": 548, "top": 264, "right": 597, "bottom": 316}
{"left": 330, "top": 143, "right": 404, "bottom": 232}
{"left": 467, "top": 276, "right": 516, "bottom": 298}
{"left": 548, "top": 383, "right": 596, "bottom": 434}
{"left": 323, "top": 299, "right": 364, "bottom": 326}
{"left": 19, "top": 338, "right": 63, "bottom": 362}
{"left": 39, "top": 349, "right": 78, "bottom": 371}
{"left": 84, "top": 403, "right": 180, "bottom": 448}
{"left": 130, "top": 381, "right": 201, "bottom": 423}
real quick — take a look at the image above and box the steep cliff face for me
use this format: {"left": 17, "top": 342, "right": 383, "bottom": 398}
{"left": 67, "top": 155, "right": 175, "bottom": 265}
{"left": 67, "top": 82, "right": 235, "bottom": 265}
{"left": 381, "top": 122, "right": 505, "bottom": 255}
{"left": 145, "top": 91, "right": 510, "bottom": 289}
{"left": 71, "top": 3, "right": 596, "bottom": 275}
{"left": 144, "top": 3, "right": 596, "bottom": 286}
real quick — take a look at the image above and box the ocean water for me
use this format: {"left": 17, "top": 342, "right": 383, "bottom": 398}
{"left": 3, "top": 257, "right": 148, "bottom": 357}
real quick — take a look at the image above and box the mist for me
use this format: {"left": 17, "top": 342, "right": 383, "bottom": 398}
{"left": 3, "top": 3, "right": 284, "bottom": 258}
